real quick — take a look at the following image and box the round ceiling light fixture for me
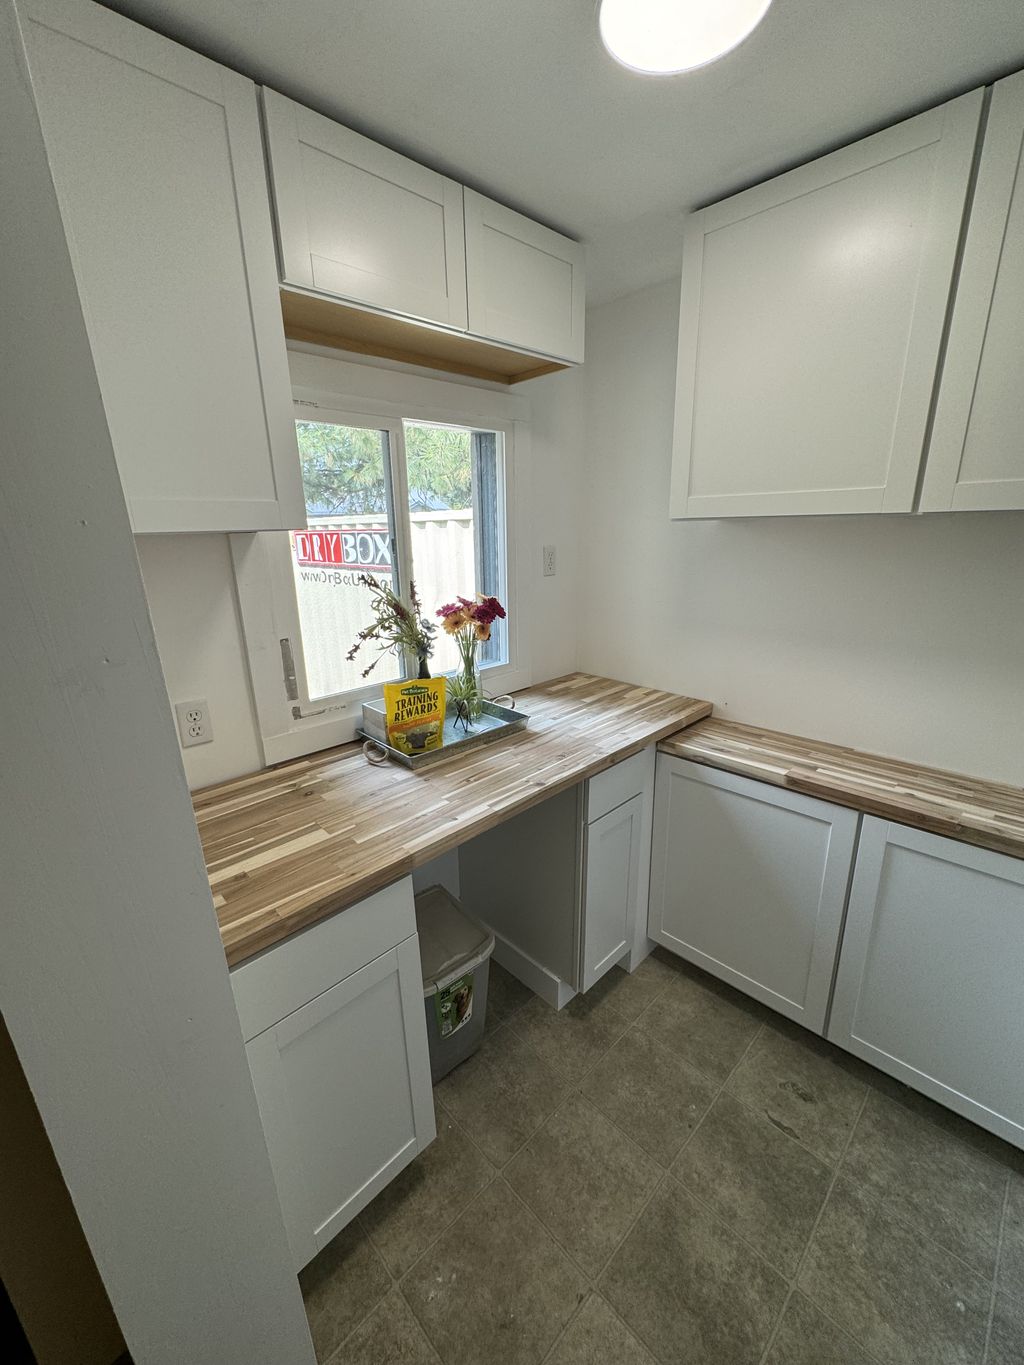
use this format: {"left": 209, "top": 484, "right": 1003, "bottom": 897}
{"left": 599, "top": 0, "right": 774, "bottom": 76}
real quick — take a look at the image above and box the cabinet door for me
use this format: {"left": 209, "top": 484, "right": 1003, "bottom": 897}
{"left": 464, "top": 190, "right": 585, "bottom": 362}
{"left": 671, "top": 90, "right": 983, "bottom": 519}
{"left": 580, "top": 795, "right": 643, "bottom": 993}
{"left": 829, "top": 818, "right": 1024, "bottom": 1149}
{"left": 922, "top": 72, "right": 1024, "bottom": 511}
{"left": 19, "top": 0, "right": 305, "bottom": 533}
{"left": 245, "top": 938, "right": 435, "bottom": 1271}
{"left": 262, "top": 89, "right": 468, "bottom": 331}
{"left": 650, "top": 757, "right": 859, "bottom": 1033}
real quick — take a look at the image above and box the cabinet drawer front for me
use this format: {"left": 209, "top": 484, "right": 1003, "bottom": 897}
{"left": 830, "top": 818, "right": 1024, "bottom": 1148}
{"left": 587, "top": 746, "right": 654, "bottom": 824}
{"left": 671, "top": 89, "right": 983, "bottom": 519}
{"left": 262, "top": 89, "right": 468, "bottom": 330}
{"left": 231, "top": 877, "right": 416, "bottom": 1040}
{"left": 650, "top": 757, "right": 858, "bottom": 1033}
{"left": 21, "top": 0, "right": 304, "bottom": 532}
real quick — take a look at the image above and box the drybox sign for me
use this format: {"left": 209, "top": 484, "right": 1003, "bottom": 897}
{"left": 292, "top": 528, "right": 392, "bottom": 572}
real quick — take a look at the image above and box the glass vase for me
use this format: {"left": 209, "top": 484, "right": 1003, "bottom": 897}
{"left": 451, "top": 630, "right": 484, "bottom": 728}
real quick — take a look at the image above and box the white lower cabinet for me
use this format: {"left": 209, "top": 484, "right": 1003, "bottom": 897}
{"left": 829, "top": 818, "right": 1024, "bottom": 1148}
{"left": 231, "top": 880, "right": 435, "bottom": 1271}
{"left": 579, "top": 794, "right": 643, "bottom": 994}
{"left": 649, "top": 757, "right": 859, "bottom": 1034}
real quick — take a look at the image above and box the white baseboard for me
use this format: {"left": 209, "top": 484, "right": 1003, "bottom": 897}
{"left": 489, "top": 931, "right": 576, "bottom": 1010}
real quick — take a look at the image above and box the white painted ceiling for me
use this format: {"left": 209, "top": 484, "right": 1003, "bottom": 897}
{"left": 102, "top": 1, "right": 1024, "bottom": 302}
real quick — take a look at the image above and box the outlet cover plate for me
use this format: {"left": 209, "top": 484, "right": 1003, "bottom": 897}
{"left": 175, "top": 698, "right": 213, "bottom": 748}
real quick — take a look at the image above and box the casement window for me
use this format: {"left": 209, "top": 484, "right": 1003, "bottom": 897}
{"left": 234, "top": 374, "right": 529, "bottom": 764}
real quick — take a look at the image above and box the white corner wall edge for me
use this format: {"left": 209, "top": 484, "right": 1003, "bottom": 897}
{"left": 0, "top": 5, "right": 315, "bottom": 1362}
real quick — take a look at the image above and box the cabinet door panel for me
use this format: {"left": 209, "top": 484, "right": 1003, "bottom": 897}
{"left": 246, "top": 939, "right": 435, "bottom": 1270}
{"left": 829, "top": 819, "right": 1024, "bottom": 1149}
{"left": 262, "top": 89, "right": 468, "bottom": 330}
{"left": 671, "top": 90, "right": 983, "bottom": 518}
{"left": 580, "top": 795, "right": 642, "bottom": 993}
{"left": 20, "top": 0, "right": 304, "bottom": 532}
{"left": 650, "top": 757, "right": 858, "bottom": 1033}
{"left": 923, "top": 72, "right": 1024, "bottom": 511}
{"left": 464, "top": 190, "right": 585, "bottom": 362}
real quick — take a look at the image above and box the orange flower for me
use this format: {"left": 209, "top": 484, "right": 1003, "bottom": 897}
{"left": 441, "top": 608, "right": 469, "bottom": 634}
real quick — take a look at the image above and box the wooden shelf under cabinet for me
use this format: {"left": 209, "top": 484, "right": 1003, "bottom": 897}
{"left": 280, "top": 289, "right": 568, "bottom": 386}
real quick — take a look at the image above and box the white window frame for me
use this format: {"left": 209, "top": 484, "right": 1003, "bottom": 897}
{"left": 232, "top": 364, "right": 532, "bottom": 766}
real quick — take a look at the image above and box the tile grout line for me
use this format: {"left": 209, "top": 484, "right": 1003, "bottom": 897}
{"left": 665, "top": 1019, "right": 768, "bottom": 1168}
{"left": 982, "top": 1177, "right": 1013, "bottom": 1365}
{"left": 315, "top": 966, "right": 1022, "bottom": 1365}
{"left": 535, "top": 1289, "right": 594, "bottom": 1365}
{"left": 764, "top": 1083, "right": 874, "bottom": 1365}
{"left": 587, "top": 1020, "right": 776, "bottom": 1365}
{"left": 818, "top": 1099, "right": 1006, "bottom": 1283}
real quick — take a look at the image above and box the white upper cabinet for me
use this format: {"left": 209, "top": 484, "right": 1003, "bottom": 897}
{"left": 19, "top": 0, "right": 305, "bottom": 534}
{"left": 671, "top": 90, "right": 984, "bottom": 519}
{"left": 261, "top": 89, "right": 468, "bottom": 331}
{"left": 922, "top": 72, "right": 1024, "bottom": 511}
{"left": 464, "top": 190, "right": 585, "bottom": 362}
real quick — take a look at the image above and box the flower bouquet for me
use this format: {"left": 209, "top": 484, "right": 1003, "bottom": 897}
{"left": 436, "top": 594, "right": 506, "bottom": 728}
{"left": 346, "top": 574, "right": 437, "bottom": 679}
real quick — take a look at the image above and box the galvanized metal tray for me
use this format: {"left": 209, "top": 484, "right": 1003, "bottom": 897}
{"left": 359, "top": 697, "right": 528, "bottom": 770}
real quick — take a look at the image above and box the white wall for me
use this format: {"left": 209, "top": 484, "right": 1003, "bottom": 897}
{"left": 136, "top": 532, "right": 264, "bottom": 788}
{"left": 0, "top": 5, "right": 314, "bottom": 1356}
{"left": 138, "top": 349, "right": 584, "bottom": 788}
{"left": 580, "top": 278, "right": 1024, "bottom": 785}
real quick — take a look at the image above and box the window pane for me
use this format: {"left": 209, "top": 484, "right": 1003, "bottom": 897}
{"left": 404, "top": 422, "right": 507, "bottom": 677}
{"left": 291, "top": 421, "right": 400, "bottom": 700}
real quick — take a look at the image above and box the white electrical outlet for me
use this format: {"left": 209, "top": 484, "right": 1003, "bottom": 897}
{"left": 175, "top": 698, "right": 213, "bottom": 748}
{"left": 542, "top": 544, "right": 557, "bottom": 577}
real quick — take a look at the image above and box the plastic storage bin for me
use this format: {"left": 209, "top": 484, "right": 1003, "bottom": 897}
{"left": 415, "top": 884, "right": 495, "bottom": 1084}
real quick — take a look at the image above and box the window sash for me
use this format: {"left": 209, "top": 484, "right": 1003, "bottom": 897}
{"left": 233, "top": 388, "right": 529, "bottom": 766}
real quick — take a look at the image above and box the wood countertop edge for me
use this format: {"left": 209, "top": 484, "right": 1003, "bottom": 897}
{"left": 659, "top": 721, "right": 1024, "bottom": 862}
{"left": 209, "top": 682, "right": 712, "bottom": 967}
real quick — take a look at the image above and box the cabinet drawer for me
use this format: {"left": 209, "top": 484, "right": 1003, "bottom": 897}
{"left": 587, "top": 747, "right": 654, "bottom": 824}
{"left": 231, "top": 877, "right": 416, "bottom": 1041}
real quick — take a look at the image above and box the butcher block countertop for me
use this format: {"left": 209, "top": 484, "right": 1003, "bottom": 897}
{"left": 660, "top": 718, "right": 1024, "bottom": 861}
{"left": 196, "top": 674, "right": 711, "bottom": 966}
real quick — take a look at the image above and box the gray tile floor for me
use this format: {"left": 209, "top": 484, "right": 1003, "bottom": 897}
{"left": 300, "top": 951, "right": 1024, "bottom": 1365}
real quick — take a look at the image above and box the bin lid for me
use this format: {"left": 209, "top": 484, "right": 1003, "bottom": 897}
{"left": 415, "top": 885, "right": 493, "bottom": 991}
